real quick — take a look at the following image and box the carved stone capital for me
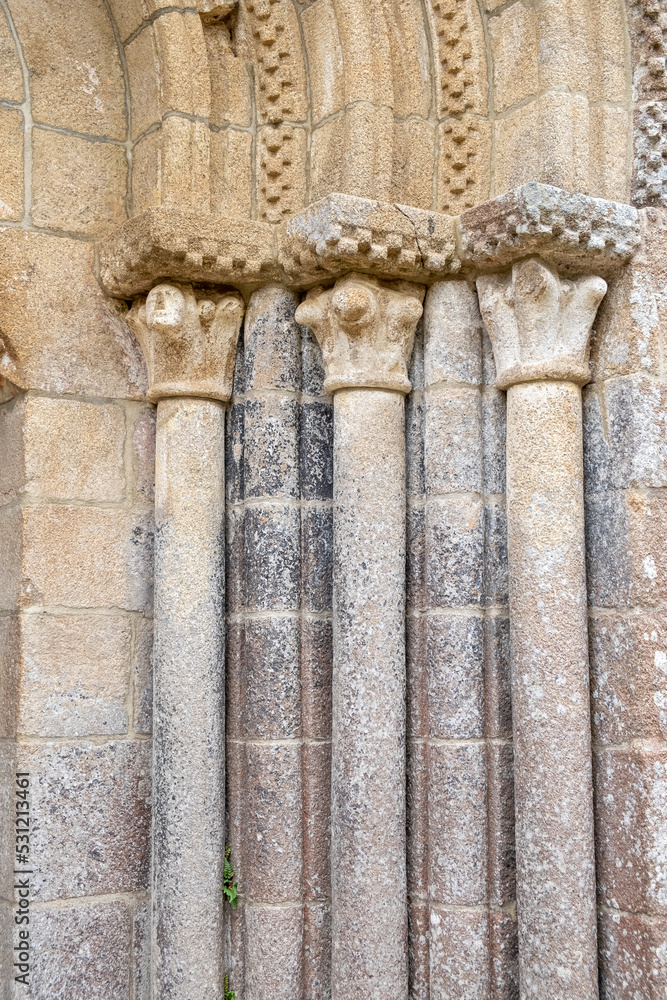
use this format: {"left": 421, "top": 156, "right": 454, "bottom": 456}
{"left": 127, "top": 282, "right": 244, "bottom": 403}
{"left": 295, "top": 273, "right": 424, "bottom": 394}
{"left": 476, "top": 258, "right": 607, "bottom": 391}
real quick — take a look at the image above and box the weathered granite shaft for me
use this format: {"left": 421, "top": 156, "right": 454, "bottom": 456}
{"left": 477, "top": 259, "right": 607, "bottom": 1000}
{"left": 296, "top": 274, "right": 424, "bottom": 1000}
{"left": 128, "top": 283, "right": 244, "bottom": 1000}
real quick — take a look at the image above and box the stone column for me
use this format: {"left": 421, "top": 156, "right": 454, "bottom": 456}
{"left": 296, "top": 274, "right": 424, "bottom": 1000}
{"left": 476, "top": 259, "right": 607, "bottom": 1000}
{"left": 128, "top": 283, "right": 244, "bottom": 1000}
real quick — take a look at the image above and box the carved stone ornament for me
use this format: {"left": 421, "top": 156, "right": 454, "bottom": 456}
{"left": 127, "top": 282, "right": 244, "bottom": 403}
{"left": 476, "top": 258, "right": 607, "bottom": 391}
{"left": 295, "top": 273, "right": 424, "bottom": 395}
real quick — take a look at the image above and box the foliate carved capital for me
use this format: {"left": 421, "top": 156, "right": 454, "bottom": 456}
{"left": 128, "top": 282, "right": 244, "bottom": 403}
{"left": 295, "top": 274, "right": 424, "bottom": 395}
{"left": 476, "top": 258, "right": 607, "bottom": 391}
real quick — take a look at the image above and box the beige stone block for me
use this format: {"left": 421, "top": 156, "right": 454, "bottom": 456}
{"left": 310, "top": 103, "right": 393, "bottom": 202}
{"left": 106, "top": 0, "right": 145, "bottom": 42}
{"left": 0, "top": 395, "right": 25, "bottom": 505}
{"left": 438, "top": 115, "right": 491, "bottom": 214}
{"left": 0, "top": 506, "right": 22, "bottom": 611}
{"left": 126, "top": 26, "right": 161, "bottom": 139}
{"left": 153, "top": 11, "right": 210, "bottom": 118}
{"left": 17, "top": 613, "right": 131, "bottom": 737}
{"left": 133, "top": 615, "right": 153, "bottom": 734}
{"left": 210, "top": 128, "right": 252, "bottom": 218}
{"left": 493, "top": 100, "right": 540, "bottom": 196}
{"left": 204, "top": 24, "right": 252, "bottom": 128}
{"left": 537, "top": 91, "right": 591, "bottom": 193}
{"left": 0, "top": 13, "right": 23, "bottom": 101}
{"left": 0, "top": 616, "right": 18, "bottom": 738}
{"left": 301, "top": 0, "right": 345, "bottom": 124}
{"left": 329, "top": 0, "right": 393, "bottom": 106}
{"left": 0, "top": 230, "right": 148, "bottom": 398}
{"left": 0, "top": 108, "right": 23, "bottom": 221}
{"left": 21, "top": 506, "right": 153, "bottom": 611}
{"left": 391, "top": 119, "right": 434, "bottom": 211}
{"left": 489, "top": 1, "right": 538, "bottom": 113}
{"left": 130, "top": 404, "right": 156, "bottom": 502}
{"left": 160, "top": 115, "right": 211, "bottom": 210}
{"left": 22, "top": 397, "right": 126, "bottom": 502}
{"left": 589, "top": 104, "right": 631, "bottom": 203}
{"left": 588, "top": 0, "right": 629, "bottom": 104}
{"left": 17, "top": 740, "right": 151, "bottom": 900}
{"left": 131, "top": 128, "right": 161, "bottom": 213}
{"left": 32, "top": 130, "right": 127, "bottom": 235}
{"left": 381, "top": 0, "right": 431, "bottom": 119}
{"left": 9, "top": 0, "right": 126, "bottom": 138}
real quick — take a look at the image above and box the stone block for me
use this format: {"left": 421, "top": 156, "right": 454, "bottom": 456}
{"left": 407, "top": 504, "right": 426, "bottom": 613}
{"left": 482, "top": 388, "right": 506, "bottom": 495}
{"left": 300, "top": 401, "right": 333, "bottom": 501}
{"left": 132, "top": 898, "right": 150, "bottom": 1000}
{"left": 16, "top": 613, "right": 131, "bottom": 738}
{"left": 18, "top": 740, "right": 150, "bottom": 900}
{"left": 225, "top": 620, "right": 244, "bottom": 739}
{"left": 225, "top": 507, "right": 245, "bottom": 614}
{"left": 210, "top": 128, "right": 253, "bottom": 218}
{"left": 301, "top": 506, "right": 333, "bottom": 613}
{"left": 130, "top": 129, "right": 161, "bottom": 215}
{"left": 106, "top": 0, "right": 145, "bottom": 42}
{"left": 0, "top": 616, "right": 18, "bottom": 739}
{"left": 424, "top": 385, "right": 483, "bottom": 495}
{"left": 10, "top": 0, "right": 126, "bottom": 138}
{"left": 590, "top": 611, "right": 667, "bottom": 744}
{"left": 226, "top": 407, "right": 244, "bottom": 510}
{"left": 0, "top": 506, "right": 21, "bottom": 611}
{"left": 152, "top": 11, "right": 210, "bottom": 118}
{"left": 407, "top": 739, "right": 428, "bottom": 896}
{"left": 489, "top": 3, "right": 538, "bottom": 114}
{"left": 21, "top": 506, "right": 154, "bottom": 611}
{"left": 484, "top": 503, "right": 509, "bottom": 607}
{"left": 243, "top": 395, "right": 299, "bottom": 500}
{"left": 599, "top": 909, "right": 667, "bottom": 1000}
{"left": 407, "top": 614, "right": 427, "bottom": 739}
{"left": 133, "top": 615, "right": 153, "bottom": 735}
{"left": 244, "top": 905, "right": 303, "bottom": 1000}
{"left": 0, "top": 13, "right": 23, "bottom": 102}
{"left": 487, "top": 743, "right": 516, "bottom": 907}
{"left": 22, "top": 396, "right": 126, "bottom": 502}
{"left": 257, "top": 124, "right": 308, "bottom": 225}
{"left": 595, "top": 746, "right": 667, "bottom": 915}
{"left": 391, "top": 119, "right": 435, "bottom": 211}
{"left": 205, "top": 25, "right": 252, "bottom": 128}
{"left": 490, "top": 911, "right": 519, "bottom": 1000}
{"left": 406, "top": 392, "right": 425, "bottom": 502}
{"left": 484, "top": 615, "right": 512, "bottom": 740}
{"left": 429, "top": 908, "right": 490, "bottom": 1000}
{"left": 243, "top": 505, "right": 301, "bottom": 613}
{"left": 244, "top": 617, "right": 301, "bottom": 740}
{"left": 300, "top": 324, "right": 327, "bottom": 398}
{"left": 428, "top": 744, "right": 488, "bottom": 905}
{"left": 0, "top": 395, "right": 24, "bottom": 504}
{"left": 125, "top": 27, "right": 161, "bottom": 139}
{"left": 32, "top": 129, "right": 127, "bottom": 235}
{"left": 300, "top": 619, "right": 332, "bottom": 740}
{"left": 427, "top": 614, "right": 485, "bottom": 740}
{"left": 300, "top": 0, "right": 344, "bottom": 124}
{"left": 584, "top": 376, "right": 667, "bottom": 491}
{"left": 408, "top": 902, "right": 430, "bottom": 1000}
{"left": 244, "top": 286, "right": 301, "bottom": 392}
{"left": 0, "top": 108, "right": 23, "bottom": 221}
{"left": 27, "top": 899, "right": 132, "bottom": 1000}
{"left": 130, "top": 404, "right": 155, "bottom": 503}
{"left": 302, "top": 742, "right": 331, "bottom": 901}
{"left": 426, "top": 497, "right": 484, "bottom": 608}
{"left": 0, "top": 230, "right": 148, "bottom": 399}
{"left": 243, "top": 743, "right": 302, "bottom": 903}
{"left": 303, "top": 903, "right": 331, "bottom": 1000}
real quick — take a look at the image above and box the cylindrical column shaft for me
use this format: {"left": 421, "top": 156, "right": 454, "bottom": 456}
{"left": 332, "top": 387, "right": 408, "bottom": 1000}
{"left": 506, "top": 380, "right": 597, "bottom": 999}
{"left": 153, "top": 397, "right": 226, "bottom": 999}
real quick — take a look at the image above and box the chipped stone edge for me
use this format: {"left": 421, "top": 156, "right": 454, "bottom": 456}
{"left": 97, "top": 184, "right": 641, "bottom": 299}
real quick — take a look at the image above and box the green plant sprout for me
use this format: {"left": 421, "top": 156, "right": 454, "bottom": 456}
{"left": 223, "top": 845, "right": 238, "bottom": 909}
{"left": 224, "top": 974, "right": 236, "bottom": 1000}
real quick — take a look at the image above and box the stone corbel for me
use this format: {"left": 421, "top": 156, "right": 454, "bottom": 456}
{"left": 128, "top": 281, "right": 244, "bottom": 1000}
{"left": 476, "top": 257, "right": 606, "bottom": 1000}
{"left": 295, "top": 273, "right": 424, "bottom": 1000}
